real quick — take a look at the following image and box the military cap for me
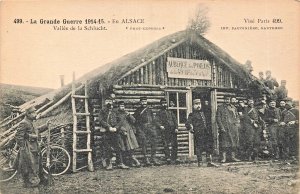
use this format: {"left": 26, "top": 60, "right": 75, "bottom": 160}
{"left": 247, "top": 97, "right": 254, "bottom": 101}
{"left": 160, "top": 98, "right": 167, "bottom": 103}
{"left": 269, "top": 99, "right": 276, "bottom": 103}
{"left": 193, "top": 99, "right": 201, "bottom": 104}
{"left": 105, "top": 96, "right": 113, "bottom": 101}
{"left": 118, "top": 101, "right": 125, "bottom": 105}
{"left": 140, "top": 96, "right": 147, "bottom": 101}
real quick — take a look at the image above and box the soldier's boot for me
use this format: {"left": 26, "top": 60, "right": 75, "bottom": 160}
{"left": 197, "top": 155, "right": 203, "bottom": 167}
{"left": 23, "top": 175, "right": 31, "bottom": 188}
{"left": 132, "top": 156, "right": 141, "bottom": 167}
{"left": 206, "top": 155, "right": 219, "bottom": 167}
{"left": 106, "top": 159, "right": 113, "bottom": 170}
{"left": 118, "top": 163, "right": 130, "bottom": 169}
{"left": 221, "top": 152, "right": 227, "bottom": 163}
{"left": 275, "top": 147, "right": 280, "bottom": 159}
{"left": 150, "top": 157, "right": 161, "bottom": 166}
{"left": 144, "top": 157, "right": 152, "bottom": 166}
{"left": 231, "top": 152, "right": 241, "bottom": 162}
{"left": 102, "top": 158, "right": 107, "bottom": 168}
{"left": 247, "top": 151, "right": 253, "bottom": 161}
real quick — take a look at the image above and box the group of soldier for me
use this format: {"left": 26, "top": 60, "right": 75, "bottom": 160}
{"left": 97, "top": 93, "right": 299, "bottom": 170}
{"left": 12, "top": 92, "right": 298, "bottom": 188}
{"left": 217, "top": 96, "right": 298, "bottom": 164}
{"left": 97, "top": 97, "right": 179, "bottom": 170}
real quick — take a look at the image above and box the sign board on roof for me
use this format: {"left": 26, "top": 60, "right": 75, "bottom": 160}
{"left": 166, "top": 57, "right": 211, "bottom": 80}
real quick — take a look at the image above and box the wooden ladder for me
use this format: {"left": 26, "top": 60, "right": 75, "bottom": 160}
{"left": 71, "top": 74, "right": 94, "bottom": 172}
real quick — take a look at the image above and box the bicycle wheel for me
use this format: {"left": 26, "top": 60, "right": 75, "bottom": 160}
{"left": 0, "top": 148, "right": 18, "bottom": 182}
{"left": 41, "top": 145, "right": 71, "bottom": 176}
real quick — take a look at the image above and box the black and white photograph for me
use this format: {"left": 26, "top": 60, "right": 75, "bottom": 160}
{"left": 0, "top": 0, "right": 299, "bottom": 193}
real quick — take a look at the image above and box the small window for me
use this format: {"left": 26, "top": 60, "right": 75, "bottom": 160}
{"left": 167, "top": 91, "right": 188, "bottom": 125}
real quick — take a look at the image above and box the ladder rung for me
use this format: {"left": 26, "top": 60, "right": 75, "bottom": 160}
{"left": 72, "top": 95, "right": 88, "bottom": 99}
{"left": 75, "top": 131, "right": 91, "bottom": 134}
{"left": 74, "top": 149, "right": 92, "bottom": 152}
{"left": 74, "top": 113, "right": 90, "bottom": 116}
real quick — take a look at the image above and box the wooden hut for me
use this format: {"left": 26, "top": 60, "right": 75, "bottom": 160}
{"left": 1, "top": 30, "right": 268, "bottom": 170}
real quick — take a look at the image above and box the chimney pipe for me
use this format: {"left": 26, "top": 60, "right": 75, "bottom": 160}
{"left": 59, "top": 75, "right": 65, "bottom": 87}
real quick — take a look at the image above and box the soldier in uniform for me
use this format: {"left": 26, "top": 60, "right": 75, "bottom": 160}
{"left": 115, "top": 101, "right": 141, "bottom": 167}
{"left": 279, "top": 100, "right": 287, "bottom": 114}
{"left": 264, "top": 70, "right": 279, "bottom": 92}
{"left": 243, "top": 99, "right": 265, "bottom": 161}
{"left": 156, "top": 98, "right": 178, "bottom": 164}
{"left": 98, "top": 98, "right": 129, "bottom": 170}
{"left": 277, "top": 100, "right": 288, "bottom": 159}
{"left": 133, "top": 97, "right": 160, "bottom": 166}
{"left": 264, "top": 99, "right": 281, "bottom": 159}
{"left": 15, "top": 107, "right": 48, "bottom": 187}
{"left": 275, "top": 80, "right": 288, "bottom": 102}
{"left": 186, "top": 99, "right": 218, "bottom": 167}
{"left": 279, "top": 100, "right": 299, "bottom": 160}
{"left": 216, "top": 96, "right": 241, "bottom": 163}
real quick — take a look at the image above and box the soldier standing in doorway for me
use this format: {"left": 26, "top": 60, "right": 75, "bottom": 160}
{"left": 186, "top": 99, "right": 218, "bottom": 167}
{"left": 134, "top": 97, "right": 160, "bottom": 166}
{"left": 216, "top": 96, "right": 241, "bottom": 163}
{"left": 156, "top": 98, "right": 178, "bottom": 164}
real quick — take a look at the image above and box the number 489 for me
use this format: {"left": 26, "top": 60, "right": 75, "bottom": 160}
{"left": 14, "top": 19, "right": 23, "bottom": 24}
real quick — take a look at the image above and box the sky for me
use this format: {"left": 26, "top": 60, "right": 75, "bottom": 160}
{"left": 1, "top": 0, "right": 299, "bottom": 99}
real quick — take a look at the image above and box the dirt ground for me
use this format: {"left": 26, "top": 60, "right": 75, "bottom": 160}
{"left": 1, "top": 160, "right": 299, "bottom": 194}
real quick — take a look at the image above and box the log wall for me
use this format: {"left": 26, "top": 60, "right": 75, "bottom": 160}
{"left": 113, "top": 85, "right": 190, "bottom": 157}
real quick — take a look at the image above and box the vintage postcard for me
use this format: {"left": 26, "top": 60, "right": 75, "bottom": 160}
{"left": 0, "top": 0, "right": 299, "bottom": 193}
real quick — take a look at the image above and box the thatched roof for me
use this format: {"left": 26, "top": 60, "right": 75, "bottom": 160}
{"left": 17, "top": 30, "right": 259, "bottom": 126}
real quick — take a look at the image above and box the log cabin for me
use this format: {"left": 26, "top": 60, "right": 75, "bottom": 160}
{"left": 0, "top": 30, "right": 269, "bottom": 171}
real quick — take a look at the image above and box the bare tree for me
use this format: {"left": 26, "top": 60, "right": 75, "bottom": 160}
{"left": 187, "top": 5, "right": 210, "bottom": 35}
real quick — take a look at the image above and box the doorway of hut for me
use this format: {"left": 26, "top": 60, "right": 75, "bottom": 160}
{"left": 190, "top": 88, "right": 214, "bottom": 157}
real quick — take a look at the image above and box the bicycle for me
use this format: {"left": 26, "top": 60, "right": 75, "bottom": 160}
{"left": 0, "top": 125, "right": 71, "bottom": 182}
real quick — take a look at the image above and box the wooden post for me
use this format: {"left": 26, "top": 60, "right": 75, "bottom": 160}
{"left": 85, "top": 80, "right": 94, "bottom": 172}
{"left": 148, "top": 63, "right": 153, "bottom": 85}
{"left": 140, "top": 68, "right": 144, "bottom": 84}
{"left": 71, "top": 72, "right": 77, "bottom": 172}
{"left": 61, "top": 127, "right": 65, "bottom": 147}
{"left": 210, "top": 89, "right": 219, "bottom": 155}
{"left": 186, "top": 90, "right": 194, "bottom": 158}
{"left": 144, "top": 65, "right": 148, "bottom": 84}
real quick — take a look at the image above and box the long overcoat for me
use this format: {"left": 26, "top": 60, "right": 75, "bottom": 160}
{"left": 15, "top": 118, "right": 43, "bottom": 184}
{"left": 115, "top": 109, "right": 139, "bottom": 151}
{"left": 98, "top": 107, "right": 126, "bottom": 152}
{"left": 186, "top": 111, "right": 212, "bottom": 152}
{"left": 216, "top": 104, "right": 240, "bottom": 149}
